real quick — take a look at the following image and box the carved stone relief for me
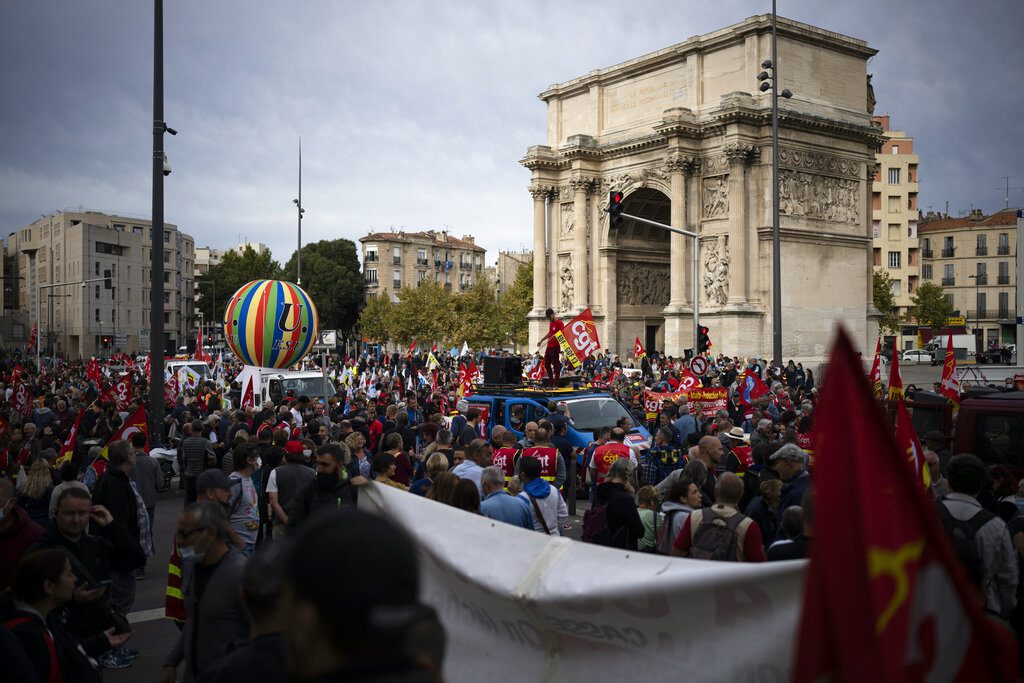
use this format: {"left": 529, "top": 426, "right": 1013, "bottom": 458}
{"left": 778, "top": 148, "right": 861, "bottom": 180}
{"left": 701, "top": 156, "right": 729, "bottom": 176}
{"left": 597, "top": 166, "right": 669, "bottom": 194}
{"left": 779, "top": 170, "right": 860, "bottom": 224}
{"left": 560, "top": 203, "right": 574, "bottom": 240}
{"left": 559, "top": 255, "right": 574, "bottom": 312}
{"left": 702, "top": 176, "right": 729, "bottom": 219}
{"left": 702, "top": 235, "right": 729, "bottom": 306}
{"left": 616, "top": 262, "right": 670, "bottom": 306}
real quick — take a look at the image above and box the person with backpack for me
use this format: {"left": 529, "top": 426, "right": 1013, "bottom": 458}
{"left": 585, "top": 459, "right": 645, "bottom": 550}
{"left": 657, "top": 475, "right": 702, "bottom": 555}
{"left": 938, "top": 453, "right": 1017, "bottom": 618}
{"left": 670, "top": 473, "right": 766, "bottom": 562}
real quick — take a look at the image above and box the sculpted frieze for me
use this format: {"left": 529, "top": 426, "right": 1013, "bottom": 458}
{"left": 779, "top": 169, "right": 860, "bottom": 224}
{"left": 702, "top": 236, "right": 729, "bottom": 306}
{"left": 559, "top": 255, "right": 574, "bottom": 312}
{"left": 560, "top": 203, "right": 574, "bottom": 240}
{"left": 616, "top": 262, "right": 670, "bottom": 306}
{"left": 778, "top": 147, "right": 861, "bottom": 180}
{"left": 702, "top": 176, "right": 729, "bottom": 219}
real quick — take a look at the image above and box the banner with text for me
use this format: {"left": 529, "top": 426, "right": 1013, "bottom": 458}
{"left": 360, "top": 483, "right": 804, "bottom": 683}
{"left": 554, "top": 308, "right": 600, "bottom": 369}
{"left": 687, "top": 387, "right": 729, "bottom": 418}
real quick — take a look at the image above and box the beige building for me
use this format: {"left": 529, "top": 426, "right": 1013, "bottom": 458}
{"left": 919, "top": 209, "right": 1019, "bottom": 348}
{"left": 6, "top": 210, "right": 195, "bottom": 358}
{"left": 359, "top": 230, "right": 486, "bottom": 301}
{"left": 194, "top": 241, "right": 270, "bottom": 276}
{"left": 870, "top": 115, "right": 920, "bottom": 350}
{"left": 494, "top": 250, "right": 532, "bottom": 297}
{"left": 522, "top": 15, "right": 883, "bottom": 360}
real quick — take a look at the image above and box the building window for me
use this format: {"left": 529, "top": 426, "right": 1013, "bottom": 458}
{"left": 132, "top": 226, "right": 143, "bottom": 235}
{"left": 95, "top": 308, "right": 100, "bottom": 322}
{"left": 891, "top": 145, "right": 899, "bottom": 155}
{"left": 393, "top": 269, "right": 401, "bottom": 289}
{"left": 888, "top": 224, "right": 900, "bottom": 241}
{"left": 977, "top": 293, "right": 986, "bottom": 319}
{"left": 944, "top": 293, "right": 954, "bottom": 307}
{"left": 417, "top": 249, "right": 427, "bottom": 266}
{"left": 111, "top": 309, "right": 115, "bottom": 323}
{"left": 164, "top": 231, "right": 171, "bottom": 243}
{"left": 887, "top": 196, "right": 900, "bottom": 213}
{"left": 998, "top": 233, "right": 1010, "bottom": 255}
{"left": 888, "top": 251, "right": 901, "bottom": 268}
{"left": 392, "top": 247, "right": 401, "bottom": 265}
{"left": 942, "top": 264, "right": 954, "bottom": 286}
{"left": 976, "top": 234, "right": 987, "bottom": 256}
{"left": 365, "top": 246, "right": 378, "bottom": 262}
{"left": 922, "top": 264, "right": 932, "bottom": 280}
{"left": 872, "top": 221, "right": 881, "bottom": 238}
{"left": 907, "top": 221, "right": 917, "bottom": 239}
{"left": 942, "top": 236, "right": 955, "bottom": 258}
{"left": 890, "top": 280, "right": 901, "bottom": 297}
{"left": 365, "top": 269, "right": 378, "bottom": 285}
{"left": 999, "top": 292, "right": 1010, "bottom": 319}
{"left": 999, "top": 261, "right": 1010, "bottom": 285}
{"left": 95, "top": 261, "right": 100, "bottom": 276}
{"left": 95, "top": 285, "right": 100, "bottom": 300}
{"left": 888, "top": 168, "right": 900, "bottom": 184}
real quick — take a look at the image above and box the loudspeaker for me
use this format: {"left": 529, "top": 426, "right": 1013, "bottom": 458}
{"left": 483, "top": 356, "right": 522, "bottom": 385}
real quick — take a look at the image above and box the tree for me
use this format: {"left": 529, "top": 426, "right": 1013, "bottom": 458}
{"left": 910, "top": 281, "right": 954, "bottom": 331}
{"left": 196, "top": 246, "right": 282, "bottom": 322}
{"left": 501, "top": 260, "right": 533, "bottom": 348}
{"left": 452, "top": 279, "right": 505, "bottom": 349}
{"left": 872, "top": 270, "right": 903, "bottom": 336}
{"left": 282, "top": 239, "right": 364, "bottom": 333}
{"left": 358, "top": 293, "right": 394, "bottom": 343}
{"left": 389, "top": 282, "right": 456, "bottom": 347}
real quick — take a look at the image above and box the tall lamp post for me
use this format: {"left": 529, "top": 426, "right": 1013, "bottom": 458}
{"left": 756, "top": 2, "right": 793, "bottom": 367}
{"left": 293, "top": 138, "right": 304, "bottom": 284}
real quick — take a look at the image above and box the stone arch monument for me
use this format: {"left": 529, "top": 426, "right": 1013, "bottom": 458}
{"left": 522, "top": 15, "right": 884, "bottom": 361}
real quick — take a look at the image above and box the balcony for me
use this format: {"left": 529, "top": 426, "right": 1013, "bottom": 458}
{"left": 998, "top": 245, "right": 1010, "bottom": 255}
{"left": 392, "top": 256, "right": 401, "bottom": 265}
{"left": 476, "top": 264, "right": 482, "bottom": 272}
{"left": 998, "top": 275, "right": 1010, "bottom": 285}
{"left": 999, "top": 308, "right": 1011, "bottom": 320}
{"left": 972, "top": 275, "right": 988, "bottom": 285}
{"left": 416, "top": 258, "right": 428, "bottom": 267}
{"left": 365, "top": 280, "right": 378, "bottom": 288}
{"left": 922, "top": 249, "right": 933, "bottom": 259}
{"left": 365, "top": 253, "right": 378, "bottom": 263}
{"left": 976, "top": 247, "right": 988, "bottom": 256}
{"left": 941, "top": 248, "right": 955, "bottom": 257}
{"left": 941, "top": 277, "right": 955, "bottom": 286}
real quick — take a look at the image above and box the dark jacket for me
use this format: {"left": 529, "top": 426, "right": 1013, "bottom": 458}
{"left": 288, "top": 476, "right": 358, "bottom": 530}
{"left": 779, "top": 470, "right": 810, "bottom": 518}
{"left": 743, "top": 495, "right": 778, "bottom": 547}
{"left": 0, "top": 506, "right": 44, "bottom": 591}
{"left": 93, "top": 468, "right": 139, "bottom": 543}
{"left": 593, "top": 481, "right": 646, "bottom": 551}
{"left": 196, "top": 632, "right": 287, "bottom": 683}
{"left": 4, "top": 607, "right": 103, "bottom": 682}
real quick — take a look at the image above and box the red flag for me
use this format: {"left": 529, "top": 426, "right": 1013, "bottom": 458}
{"left": 55, "top": 409, "right": 85, "bottom": 466}
{"left": 164, "top": 374, "right": 180, "bottom": 403}
{"left": 86, "top": 358, "right": 102, "bottom": 386}
{"left": 794, "top": 327, "right": 1014, "bottom": 682}
{"left": 887, "top": 352, "right": 904, "bottom": 402}
{"left": 736, "top": 370, "right": 771, "bottom": 406}
{"left": 195, "top": 327, "right": 204, "bottom": 361}
{"left": 100, "top": 405, "right": 149, "bottom": 458}
{"left": 868, "top": 338, "right": 883, "bottom": 400}
{"left": 633, "top": 337, "right": 646, "bottom": 360}
{"left": 938, "top": 336, "right": 961, "bottom": 407}
{"left": 895, "top": 397, "right": 931, "bottom": 489}
{"left": 144, "top": 354, "right": 151, "bottom": 380}
{"left": 12, "top": 380, "right": 32, "bottom": 417}
{"left": 98, "top": 374, "right": 133, "bottom": 412}
{"left": 240, "top": 376, "right": 255, "bottom": 410}
{"left": 553, "top": 307, "right": 600, "bottom": 368}
{"left": 469, "top": 362, "right": 482, "bottom": 386}
{"left": 27, "top": 323, "right": 37, "bottom": 354}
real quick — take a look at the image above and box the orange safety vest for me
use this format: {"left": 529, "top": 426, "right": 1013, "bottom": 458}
{"left": 591, "top": 442, "right": 631, "bottom": 485}
{"left": 164, "top": 538, "right": 186, "bottom": 622}
{"left": 491, "top": 447, "right": 518, "bottom": 486}
{"left": 521, "top": 446, "right": 558, "bottom": 482}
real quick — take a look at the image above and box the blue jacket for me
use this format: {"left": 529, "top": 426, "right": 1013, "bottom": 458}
{"left": 480, "top": 490, "right": 532, "bottom": 529}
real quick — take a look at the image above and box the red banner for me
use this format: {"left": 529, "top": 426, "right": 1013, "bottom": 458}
{"left": 643, "top": 389, "right": 686, "bottom": 420}
{"left": 553, "top": 308, "right": 600, "bottom": 368}
{"left": 687, "top": 387, "right": 728, "bottom": 418}
{"left": 99, "top": 374, "right": 133, "bottom": 412}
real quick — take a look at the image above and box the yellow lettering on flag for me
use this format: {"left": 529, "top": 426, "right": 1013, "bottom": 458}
{"left": 554, "top": 330, "right": 581, "bottom": 368}
{"left": 867, "top": 539, "right": 925, "bottom": 634}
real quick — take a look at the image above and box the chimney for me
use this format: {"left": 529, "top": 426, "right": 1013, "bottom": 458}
{"left": 462, "top": 235, "right": 474, "bottom": 244}
{"left": 969, "top": 208, "right": 984, "bottom": 221}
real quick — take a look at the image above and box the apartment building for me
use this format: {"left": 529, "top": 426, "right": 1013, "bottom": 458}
{"left": 359, "top": 230, "right": 486, "bottom": 301}
{"left": 7, "top": 210, "right": 195, "bottom": 358}
{"left": 870, "top": 115, "right": 920, "bottom": 350}
{"left": 493, "top": 250, "right": 532, "bottom": 297}
{"left": 918, "top": 208, "right": 1018, "bottom": 348}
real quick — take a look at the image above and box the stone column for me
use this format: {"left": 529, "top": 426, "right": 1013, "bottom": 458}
{"left": 724, "top": 144, "right": 758, "bottom": 305}
{"left": 662, "top": 153, "right": 697, "bottom": 357}
{"left": 529, "top": 185, "right": 549, "bottom": 312}
{"left": 570, "top": 175, "right": 593, "bottom": 311}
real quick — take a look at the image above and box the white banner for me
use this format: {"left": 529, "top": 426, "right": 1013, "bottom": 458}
{"left": 360, "top": 483, "right": 806, "bottom": 683}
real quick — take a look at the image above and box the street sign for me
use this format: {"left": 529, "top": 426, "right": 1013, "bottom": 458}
{"left": 945, "top": 316, "right": 966, "bottom": 327}
{"left": 688, "top": 355, "right": 709, "bottom": 376}
{"left": 314, "top": 329, "right": 337, "bottom": 347}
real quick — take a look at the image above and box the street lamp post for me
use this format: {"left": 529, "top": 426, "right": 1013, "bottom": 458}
{"left": 756, "top": 2, "right": 793, "bottom": 367}
{"left": 293, "top": 138, "right": 305, "bottom": 285}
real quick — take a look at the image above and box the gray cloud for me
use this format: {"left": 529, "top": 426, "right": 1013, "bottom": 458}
{"left": 2, "top": 0, "right": 1022, "bottom": 264}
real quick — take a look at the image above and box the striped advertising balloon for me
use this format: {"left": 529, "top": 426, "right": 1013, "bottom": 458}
{"left": 222, "top": 280, "right": 319, "bottom": 369}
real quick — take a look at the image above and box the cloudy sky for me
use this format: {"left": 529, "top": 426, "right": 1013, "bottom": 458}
{"left": 2, "top": 0, "right": 1021, "bottom": 266}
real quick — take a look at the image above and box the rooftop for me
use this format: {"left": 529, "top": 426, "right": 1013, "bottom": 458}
{"left": 918, "top": 208, "right": 1019, "bottom": 233}
{"left": 359, "top": 229, "right": 485, "bottom": 252}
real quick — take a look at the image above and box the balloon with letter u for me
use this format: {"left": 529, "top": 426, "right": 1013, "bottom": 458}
{"left": 223, "top": 280, "right": 319, "bottom": 369}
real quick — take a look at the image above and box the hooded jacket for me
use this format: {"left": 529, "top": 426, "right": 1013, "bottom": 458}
{"left": 518, "top": 478, "right": 568, "bottom": 536}
{"left": 593, "top": 481, "right": 645, "bottom": 550}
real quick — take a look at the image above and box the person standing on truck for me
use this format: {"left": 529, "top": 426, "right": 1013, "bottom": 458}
{"left": 535, "top": 308, "right": 564, "bottom": 388}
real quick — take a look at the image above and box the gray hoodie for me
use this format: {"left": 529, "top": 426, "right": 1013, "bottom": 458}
{"left": 658, "top": 501, "right": 694, "bottom": 554}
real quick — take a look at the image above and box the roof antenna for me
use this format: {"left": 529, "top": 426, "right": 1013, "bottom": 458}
{"left": 995, "top": 176, "right": 1024, "bottom": 211}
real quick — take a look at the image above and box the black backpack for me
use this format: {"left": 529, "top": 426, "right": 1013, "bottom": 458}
{"left": 583, "top": 503, "right": 625, "bottom": 547}
{"left": 936, "top": 500, "right": 993, "bottom": 588}
{"left": 690, "top": 508, "right": 746, "bottom": 561}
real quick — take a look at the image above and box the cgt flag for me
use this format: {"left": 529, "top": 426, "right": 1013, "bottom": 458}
{"left": 869, "top": 337, "right": 884, "bottom": 400}
{"left": 633, "top": 337, "right": 646, "bottom": 360}
{"left": 938, "top": 335, "right": 962, "bottom": 407}
{"left": 887, "top": 351, "right": 904, "bottom": 402}
{"left": 553, "top": 307, "right": 600, "bottom": 369}
{"left": 794, "top": 327, "right": 1015, "bottom": 682}
{"left": 54, "top": 409, "right": 85, "bottom": 467}
{"left": 100, "top": 405, "right": 149, "bottom": 459}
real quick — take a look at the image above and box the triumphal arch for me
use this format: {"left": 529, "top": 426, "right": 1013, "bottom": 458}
{"left": 523, "top": 15, "right": 884, "bottom": 361}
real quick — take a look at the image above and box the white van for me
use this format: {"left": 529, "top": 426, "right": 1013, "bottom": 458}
{"left": 166, "top": 359, "right": 212, "bottom": 379}
{"left": 257, "top": 369, "right": 337, "bottom": 407}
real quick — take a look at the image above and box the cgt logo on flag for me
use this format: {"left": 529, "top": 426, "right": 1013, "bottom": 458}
{"left": 554, "top": 308, "right": 600, "bottom": 369}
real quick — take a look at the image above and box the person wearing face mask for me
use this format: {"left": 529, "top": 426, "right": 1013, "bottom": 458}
{"left": 227, "top": 443, "right": 261, "bottom": 556}
{"left": 287, "top": 443, "right": 359, "bottom": 532}
{"left": 0, "top": 477, "right": 45, "bottom": 592}
{"left": 160, "top": 502, "right": 249, "bottom": 683}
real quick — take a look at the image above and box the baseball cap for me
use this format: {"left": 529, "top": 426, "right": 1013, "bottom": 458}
{"left": 196, "top": 469, "right": 232, "bottom": 494}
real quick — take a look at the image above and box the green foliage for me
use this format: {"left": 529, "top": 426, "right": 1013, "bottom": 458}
{"left": 911, "top": 281, "right": 954, "bottom": 330}
{"left": 872, "top": 270, "right": 903, "bottom": 336}
{"left": 196, "top": 246, "right": 282, "bottom": 323}
{"left": 501, "top": 260, "right": 533, "bottom": 348}
{"left": 388, "top": 282, "right": 456, "bottom": 347}
{"left": 452, "top": 279, "right": 506, "bottom": 349}
{"left": 282, "top": 239, "right": 364, "bottom": 332}
{"left": 358, "top": 293, "right": 394, "bottom": 343}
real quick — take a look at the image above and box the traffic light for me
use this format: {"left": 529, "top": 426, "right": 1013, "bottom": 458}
{"left": 103, "top": 269, "right": 112, "bottom": 290}
{"left": 697, "top": 325, "right": 711, "bottom": 354}
{"left": 608, "top": 191, "right": 624, "bottom": 229}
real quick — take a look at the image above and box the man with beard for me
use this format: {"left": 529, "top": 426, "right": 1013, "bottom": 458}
{"left": 287, "top": 443, "right": 358, "bottom": 531}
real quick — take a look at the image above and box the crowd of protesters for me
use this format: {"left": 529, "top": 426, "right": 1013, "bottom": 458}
{"left": 1, "top": 338, "right": 1024, "bottom": 679}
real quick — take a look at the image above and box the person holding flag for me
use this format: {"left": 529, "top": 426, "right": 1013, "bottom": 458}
{"left": 535, "top": 308, "right": 564, "bottom": 388}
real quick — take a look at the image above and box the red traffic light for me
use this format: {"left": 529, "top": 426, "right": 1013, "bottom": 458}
{"left": 609, "top": 191, "right": 624, "bottom": 228}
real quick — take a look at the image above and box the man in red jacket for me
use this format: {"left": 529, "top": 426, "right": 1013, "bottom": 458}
{"left": 0, "top": 477, "right": 44, "bottom": 591}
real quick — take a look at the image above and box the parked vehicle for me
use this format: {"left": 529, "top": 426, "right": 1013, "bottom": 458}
{"left": 927, "top": 334, "right": 977, "bottom": 366}
{"left": 257, "top": 369, "right": 337, "bottom": 407}
{"left": 900, "top": 349, "right": 933, "bottom": 365}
